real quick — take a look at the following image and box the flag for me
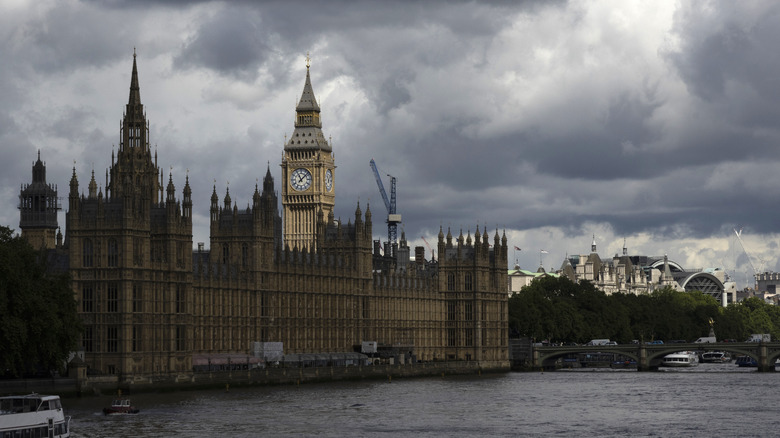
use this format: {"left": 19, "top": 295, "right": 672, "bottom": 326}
{"left": 514, "top": 246, "right": 521, "bottom": 251}
{"left": 540, "top": 249, "right": 549, "bottom": 254}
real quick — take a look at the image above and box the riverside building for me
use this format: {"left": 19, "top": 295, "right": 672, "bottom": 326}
{"left": 21, "top": 53, "right": 509, "bottom": 377}
{"left": 507, "top": 236, "right": 732, "bottom": 305}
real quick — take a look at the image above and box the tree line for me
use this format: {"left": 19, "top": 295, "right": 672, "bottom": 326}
{"left": 509, "top": 276, "right": 780, "bottom": 344}
{"left": 0, "top": 226, "right": 81, "bottom": 378}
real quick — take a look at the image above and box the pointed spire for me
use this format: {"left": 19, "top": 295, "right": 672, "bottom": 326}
{"left": 31, "top": 149, "right": 45, "bottom": 183}
{"left": 166, "top": 172, "right": 175, "bottom": 203}
{"left": 128, "top": 48, "right": 141, "bottom": 108}
{"left": 263, "top": 161, "right": 274, "bottom": 193}
{"left": 223, "top": 186, "right": 231, "bottom": 209}
{"left": 211, "top": 183, "right": 218, "bottom": 205}
{"left": 623, "top": 237, "right": 627, "bottom": 256}
{"left": 183, "top": 172, "right": 191, "bottom": 199}
{"left": 297, "top": 52, "right": 320, "bottom": 112}
{"left": 591, "top": 234, "right": 597, "bottom": 253}
{"left": 287, "top": 53, "right": 330, "bottom": 152}
{"left": 88, "top": 169, "right": 97, "bottom": 199}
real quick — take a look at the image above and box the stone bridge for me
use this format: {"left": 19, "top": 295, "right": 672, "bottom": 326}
{"left": 532, "top": 342, "right": 780, "bottom": 372}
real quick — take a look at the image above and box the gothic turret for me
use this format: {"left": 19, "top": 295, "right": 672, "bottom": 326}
{"left": 19, "top": 151, "right": 60, "bottom": 249}
{"left": 210, "top": 185, "right": 219, "bottom": 223}
{"left": 183, "top": 174, "right": 192, "bottom": 221}
{"left": 88, "top": 170, "right": 98, "bottom": 199}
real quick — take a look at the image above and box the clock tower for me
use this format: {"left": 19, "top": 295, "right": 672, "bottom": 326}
{"left": 281, "top": 57, "right": 335, "bottom": 251}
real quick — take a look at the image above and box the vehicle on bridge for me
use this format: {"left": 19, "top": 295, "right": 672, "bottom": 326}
{"left": 586, "top": 339, "right": 612, "bottom": 346}
{"left": 748, "top": 334, "right": 771, "bottom": 343}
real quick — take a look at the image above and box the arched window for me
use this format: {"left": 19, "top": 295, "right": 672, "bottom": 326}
{"left": 222, "top": 244, "right": 229, "bottom": 264}
{"left": 107, "top": 282, "right": 118, "bottom": 312}
{"left": 465, "top": 273, "right": 472, "bottom": 291}
{"left": 83, "top": 239, "right": 94, "bottom": 267}
{"left": 107, "top": 239, "right": 118, "bottom": 267}
{"left": 447, "top": 273, "right": 455, "bottom": 291}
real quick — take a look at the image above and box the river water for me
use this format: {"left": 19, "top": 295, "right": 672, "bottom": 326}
{"left": 66, "top": 363, "right": 779, "bottom": 437}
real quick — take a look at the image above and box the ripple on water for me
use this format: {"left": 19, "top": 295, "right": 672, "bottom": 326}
{"left": 66, "top": 371, "right": 780, "bottom": 437}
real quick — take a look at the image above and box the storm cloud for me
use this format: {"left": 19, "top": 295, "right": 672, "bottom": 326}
{"left": 2, "top": 0, "right": 779, "bottom": 288}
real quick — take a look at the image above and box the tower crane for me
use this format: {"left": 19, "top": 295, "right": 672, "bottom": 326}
{"left": 421, "top": 236, "right": 434, "bottom": 260}
{"left": 369, "top": 159, "right": 401, "bottom": 246}
{"left": 734, "top": 227, "right": 763, "bottom": 288}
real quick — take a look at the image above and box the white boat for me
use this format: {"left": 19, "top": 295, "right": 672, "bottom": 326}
{"left": 662, "top": 351, "right": 698, "bottom": 367}
{"left": 699, "top": 351, "right": 732, "bottom": 363}
{"left": 0, "top": 394, "right": 71, "bottom": 437}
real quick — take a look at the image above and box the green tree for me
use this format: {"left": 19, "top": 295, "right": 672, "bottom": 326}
{"left": 0, "top": 226, "right": 82, "bottom": 377}
{"left": 734, "top": 297, "right": 777, "bottom": 339}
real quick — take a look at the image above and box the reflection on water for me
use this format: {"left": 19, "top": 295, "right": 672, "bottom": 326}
{"left": 66, "top": 364, "right": 780, "bottom": 437}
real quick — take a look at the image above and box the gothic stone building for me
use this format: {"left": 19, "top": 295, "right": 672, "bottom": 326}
{"left": 23, "top": 53, "right": 509, "bottom": 377}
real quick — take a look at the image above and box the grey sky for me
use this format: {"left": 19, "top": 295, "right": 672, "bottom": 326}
{"left": 3, "top": 0, "right": 779, "bottom": 288}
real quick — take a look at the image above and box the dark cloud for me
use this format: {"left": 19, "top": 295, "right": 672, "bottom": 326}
{"left": 10, "top": 3, "right": 131, "bottom": 74}
{"left": 667, "top": 4, "right": 780, "bottom": 126}
{"left": 173, "top": 7, "right": 272, "bottom": 80}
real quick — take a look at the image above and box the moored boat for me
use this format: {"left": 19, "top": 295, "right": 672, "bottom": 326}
{"left": 699, "top": 351, "right": 732, "bottom": 363}
{"left": 103, "top": 399, "right": 140, "bottom": 415}
{"left": 662, "top": 351, "right": 698, "bottom": 367}
{"left": 735, "top": 355, "right": 758, "bottom": 367}
{"left": 610, "top": 359, "right": 637, "bottom": 369}
{"left": 0, "top": 394, "right": 71, "bottom": 437}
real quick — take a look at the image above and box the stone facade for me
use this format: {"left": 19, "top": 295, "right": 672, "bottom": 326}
{"left": 553, "top": 237, "right": 730, "bottom": 304}
{"left": 24, "top": 53, "right": 510, "bottom": 377}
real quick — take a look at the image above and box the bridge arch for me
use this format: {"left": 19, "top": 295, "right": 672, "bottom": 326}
{"left": 534, "top": 343, "right": 780, "bottom": 371}
{"left": 535, "top": 346, "right": 639, "bottom": 369}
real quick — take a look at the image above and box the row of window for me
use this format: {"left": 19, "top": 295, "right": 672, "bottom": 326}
{"left": 447, "top": 273, "right": 473, "bottom": 291}
{"left": 0, "top": 423, "right": 67, "bottom": 438}
{"left": 82, "top": 239, "right": 118, "bottom": 267}
{"left": 219, "top": 243, "right": 251, "bottom": 266}
{"left": 82, "top": 283, "right": 186, "bottom": 313}
{"left": 446, "top": 328, "right": 484, "bottom": 348}
{"left": 82, "top": 325, "right": 187, "bottom": 353}
{"left": 296, "top": 114, "right": 319, "bottom": 125}
{"left": 82, "top": 238, "right": 188, "bottom": 268}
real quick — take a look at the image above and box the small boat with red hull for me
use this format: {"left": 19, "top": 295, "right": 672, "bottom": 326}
{"left": 103, "top": 399, "right": 139, "bottom": 415}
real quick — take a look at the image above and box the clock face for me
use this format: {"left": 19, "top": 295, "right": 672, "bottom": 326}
{"left": 290, "top": 168, "right": 312, "bottom": 191}
{"left": 325, "top": 169, "right": 333, "bottom": 191}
